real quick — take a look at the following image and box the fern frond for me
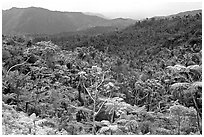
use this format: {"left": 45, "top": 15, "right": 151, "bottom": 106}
{"left": 191, "top": 81, "right": 202, "bottom": 88}
{"left": 101, "top": 120, "right": 110, "bottom": 126}
{"left": 187, "top": 65, "right": 202, "bottom": 74}
{"left": 186, "top": 81, "right": 202, "bottom": 94}
{"left": 116, "top": 119, "right": 128, "bottom": 125}
{"left": 129, "top": 105, "right": 146, "bottom": 114}
{"left": 109, "top": 125, "right": 118, "bottom": 131}
{"left": 187, "top": 64, "right": 201, "bottom": 71}
{"left": 170, "top": 82, "right": 190, "bottom": 89}
{"left": 99, "top": 126, "right": 110, "bottom": 133}
{"left": 166, "top": 64, "right": 187, "bottom": 73}
{"left": 174, "top": 64, "right": 187, "bottom": 70}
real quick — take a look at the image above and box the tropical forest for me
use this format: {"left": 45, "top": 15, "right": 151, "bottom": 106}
{"left": 2, "top": 10, "right": 202, "bottom": 135}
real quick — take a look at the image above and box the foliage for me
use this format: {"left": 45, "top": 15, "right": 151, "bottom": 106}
{"left": 2, "top": 13, "right": 202, "bottom": 135}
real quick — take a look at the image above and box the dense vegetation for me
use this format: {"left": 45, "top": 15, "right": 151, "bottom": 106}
{"left": 2, "top": 13, "right": 202, "bottom": 135}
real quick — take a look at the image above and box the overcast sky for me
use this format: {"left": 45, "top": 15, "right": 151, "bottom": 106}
{"left": 2, "top": 0, "right": 202, "bottom": 19}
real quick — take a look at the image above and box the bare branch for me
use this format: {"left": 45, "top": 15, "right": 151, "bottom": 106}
{"left": 95, "top": 92, "right": 112, "bottom": 116}
{"left": 83, "top": 82, "right": 95, "bottom": 101}
{"left": 96, "top": 72, "right": 105, "bottom": 89}
{"left": 7, "top": 57, "right": 30, "bottom": 76}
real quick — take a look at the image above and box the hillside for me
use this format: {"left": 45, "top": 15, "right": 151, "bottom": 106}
{"left": 153, "top": 9, "right": 202, "bottom": 19}
{"left": 37, "top": 10, "right": 201, "bottom": 62}
{"left": 168, "top": 9, "right": 202, "bottom": 18}
{"left": 2, "top": 10, "right": 202, "bottom": 135}
{"left": 2, "top": 7, "right": 135, "bottom": 34}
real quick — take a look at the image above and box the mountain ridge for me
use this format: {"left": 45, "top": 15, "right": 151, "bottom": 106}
{"left": 153, "top": 9, "right": 202, "bottom": 19}
{"left": 2, "top": 7, "right": 136, "bottom": 35}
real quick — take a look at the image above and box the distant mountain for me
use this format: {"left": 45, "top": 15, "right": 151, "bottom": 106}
{"left": 153, "top": 9, "right": 202, "bottom": 19}
{"left": 83, "top": 12, "right": 109, "bottom": 19}
{"left": 2, "top": 7, "right": 136, "bottom": 34}
{"left": 57, "top": 9, "right": 201, "bottom": 60}
{"left": 168, "top": 9, "right": 202, "bottom": 18}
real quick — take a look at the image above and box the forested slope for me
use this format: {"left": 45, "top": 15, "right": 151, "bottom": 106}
{"left": 3, "top": 7, "right": 135, "bottom": 34}
{"left": 2, "top": 12, "right": 202, "bottom": 135}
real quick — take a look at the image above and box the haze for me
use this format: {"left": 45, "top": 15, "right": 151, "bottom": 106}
{"left": 2, "top": 0, "right": 202, "bottom": 19}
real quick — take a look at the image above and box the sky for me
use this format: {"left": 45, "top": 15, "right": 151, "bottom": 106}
{"left": 1, "top": 0, "right": 202, "bottom": 19}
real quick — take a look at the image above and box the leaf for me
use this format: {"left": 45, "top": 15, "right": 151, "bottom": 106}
{"left": 116, "top": 119, "right": 127, "bottom": 124}
{"left": 101, "top": 120, "right": 110, "bottom": 126}
{"left": 187, "top": 65, "right": 201, "bottom": 72}
{"left": 129, "top": 105, "right": 146, "bottom": 114}
{"left": 186, "top": 81, "right": 202, "bottom": 94}
{"left": 116, "top": 97, "right": 124, "bottom": 102}
{"left": 155, "top": 127, "right": 171, "bottom": 135}
{"left": 190, "top": 81, "right": 202, "bottom": 88}
{"left": 99, "top": 126, "right": 110, "bottom": 133}
{"left": 108, "top": 82, "right": 115, "bottom": 87}
{"left": 105, "top": 102, "right": 114, "bottom": 106}
{"left": 78, "top": 71, "right": 86, "bottom": 75}
{"left": 35, "top": 119, "right": 47, "bottom": 125}
{"left": 19, "top": 117, "right": 32, "bottom": 123}
{"left": 30, "top": 113, "right": 36, "bottom": 120}
{"left": 125, "top": 120, "right": 138, "bottom": 132}
{"left": 169, "top": 104, "right": 189, "bottom": 115}
{"left": 75, "top": 106, "right": 93, "bottom": 114}
{"left": 109, "top": 125, "right": 118, "bottom": 131}
{"left": 98, "top": 97, "right": 109, "bottom": 101}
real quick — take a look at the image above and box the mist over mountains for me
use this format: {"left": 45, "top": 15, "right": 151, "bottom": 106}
{"left": 2, "top": 7, "right": 202, "bottom": 35}
{"left": 2, "top": 3, "right": 202, "bottom": 135}
{"left": 2, "top": 7, "right": 135, "bottom": 34}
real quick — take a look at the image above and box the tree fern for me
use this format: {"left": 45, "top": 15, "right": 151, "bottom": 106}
{"left": 169, "top": 104, "right": 198, "bottom": 135}
{"left": 186, "top": 65, "right": 201, "bottom": 72}
{"left": 166, "top": 64, "right": 202, "bottom": 76}
{"left": 166, "top": 64, "right": 187, "bottom": 73}
{"left": 187, "top": 81, "right": 202, "bottom": 94}
{"left": 170, "top": 82, "right": 190, "bottom": 90}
